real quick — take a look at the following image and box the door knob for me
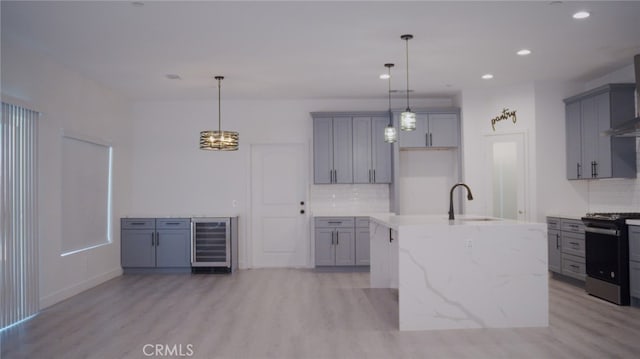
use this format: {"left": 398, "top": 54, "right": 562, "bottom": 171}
{"left": 300, "top": 209, "right": 305, "bottom": 214}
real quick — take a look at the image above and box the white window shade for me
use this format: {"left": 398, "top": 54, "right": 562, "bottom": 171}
{"left": 61, "top": 134, "right": 112, "bottom": 255}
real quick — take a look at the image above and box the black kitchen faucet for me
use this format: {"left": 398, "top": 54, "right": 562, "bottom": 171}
{"left": 449, "top": 183, "right": 474, "bottom": 220}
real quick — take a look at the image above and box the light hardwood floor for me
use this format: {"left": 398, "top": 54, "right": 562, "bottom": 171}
{"left": 2, "top": 269, "right": 640, "bottom": 358}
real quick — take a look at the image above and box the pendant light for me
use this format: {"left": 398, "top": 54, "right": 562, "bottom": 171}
{"left": 400, "top": 34, "right": 416, "bottom": 131}
{"left": 199, "top": 76, "right": 239, "bottom": 151}
{"left": 383, "top": 63, "right": 397, "bottom": 143}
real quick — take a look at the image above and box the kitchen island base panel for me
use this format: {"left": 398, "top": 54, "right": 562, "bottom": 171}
{"left": 370, "top": 217, "right": 548, "bottom": 331}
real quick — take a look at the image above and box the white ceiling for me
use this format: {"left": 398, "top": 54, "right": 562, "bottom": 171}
{"left": 2, "top": 1, "right": 640, "bottom": 101}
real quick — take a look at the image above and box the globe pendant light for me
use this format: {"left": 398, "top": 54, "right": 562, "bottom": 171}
{"left": 400, "top": 34, "right": 416, "bottom": 131}
{"left": 383, "top": 63, "right": 397, "bottom": 143}
{"left": 199, "top": 76, "right": 239, "bottom": 151}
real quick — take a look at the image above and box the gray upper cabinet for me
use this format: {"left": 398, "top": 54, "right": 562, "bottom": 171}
{"left": 353, "top": 116, "right": 392, "bottom": 184}
{"left": 565, "top": 101, "right": 582, "bottom": 179}
{"left": 313, "top": 112, "right": 392, "bottom": 185}
{"left": 398, "top": 110, "right": 460, "bottom": 149}
{"left": 313, "top": 116, "right": 353, "bottom": 184}
{"left": 564, "top": 84, "right": 637, "bottom": 180}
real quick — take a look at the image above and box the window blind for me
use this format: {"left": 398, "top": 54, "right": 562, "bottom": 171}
{"left": 1, "top": 102, "right": 39, "bottom": 330}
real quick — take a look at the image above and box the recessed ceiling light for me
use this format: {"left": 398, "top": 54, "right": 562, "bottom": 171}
{"left": 517, "top": 49, "right": 532, "bottom": 56}
{"left": 165, "top": 74, "right": 181, "bottom": 80}
{"left": 572, "top": 11, "right": 590, "bottom": 19}
{"left": 379, "top": 74, "right": 391, "bottom": 80}
{"left": 131, "top": 2, "right": 144, "bottom": 7}
{"left": 482, "top": 74, "right": 494, "bottom": 80}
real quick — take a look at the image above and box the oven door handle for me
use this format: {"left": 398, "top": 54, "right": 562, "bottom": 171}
{"left": 584, "top": 227, "right": 619, "bottom": 237}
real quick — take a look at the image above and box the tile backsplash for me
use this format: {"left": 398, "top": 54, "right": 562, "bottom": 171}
{"left": 586, "top": 137, "right": 640, "bottom": 212}
{"left": 309, "top": 184, "right": 390, "bottom": 213}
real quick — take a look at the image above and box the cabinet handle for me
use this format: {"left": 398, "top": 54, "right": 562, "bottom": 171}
{"left": 556, "top": 233, "right": 560, "bottom": 249}
{"left": 591, "top": 161, "right": 596, "bottom": 178}
{"left": 369, "top": 169, "right": 372, "bottom": 183}
{"left": 577, "top": 163, "right": 581, "bottom": 178}
{"left": 336, "top": 232, "right": 339, "bottom": 245}
{"left": 333, "top": 170, "right": 337, "bottom": 183}
{"left": 593, "top": 161, "right": 598, "bottom": 177}
{"left": 373, "top": 170, "right": 376, "bottom": 183}
{"left": 425, "top": 132, "right": 429, "bottom": 147}
{"left": 131, "top": 222, "right": 146, "bottom": 226}
{"left": 151, "top": 232, "right": 155, "bottom": 246}
{"left": 389, "top": 228, "right": 394, "bottom": 243}
{"left": 165, "top": 222, "right": 181, "bottom": 226}
{"left": 156, "top": 233, "right": 160, "bottom": 246}
{"left": 570, "top": 241, "right": 579, "bottom": 247}
{"left": 430, "top": 133, "right": 433, "bottom": 147}
{"left": 570, "top": 264, "right": 580, "bottom": 270}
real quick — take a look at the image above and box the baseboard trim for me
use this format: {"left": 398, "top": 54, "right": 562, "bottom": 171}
{"left": 39, "top": 267, "right": 123, "bottom": 309}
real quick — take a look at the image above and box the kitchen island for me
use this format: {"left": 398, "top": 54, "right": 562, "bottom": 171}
{"left": 369, "top": 214, "right": 548, "bottom": 331}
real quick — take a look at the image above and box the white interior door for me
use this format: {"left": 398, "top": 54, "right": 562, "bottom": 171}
{"left": 250, "top": 144, "right": 308, "bottom": 267}
{"left": 483, "top": 133, "right": 528, "bottom": 221}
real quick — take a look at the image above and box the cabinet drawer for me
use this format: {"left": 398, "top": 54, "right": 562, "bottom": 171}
{"left": 561, "top": 219, "right": 585, "bottom": 234}
{"left": 547, "top": 217, "right": 561, "bottom": 230}
{"left": 121, "top": 218, "right": 155, "bottom": 230}
{"left": 356, "top": 217, "right": 370, "bottom": 228}
{"left": 630, "top": 226, "right": 640, "bottom": 262}
{"left": 156, "top": 218, "right": 191, "bottom": 230}
{"left": 561, "top": 253, "right": 586, "bottom": 281}
{"left": 561, "top": 233, "right": 585, "bottom": 257}
{"left": 315, "top": 217, "right": 355, "bottom": 228}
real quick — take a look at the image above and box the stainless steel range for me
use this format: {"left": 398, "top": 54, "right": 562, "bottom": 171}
{"left": 582, "top": 212, "right": 640, "bottom": 305}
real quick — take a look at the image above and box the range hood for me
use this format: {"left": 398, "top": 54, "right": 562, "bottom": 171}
{"left": 605, "top": 54, "right": 640, "bottom": 137}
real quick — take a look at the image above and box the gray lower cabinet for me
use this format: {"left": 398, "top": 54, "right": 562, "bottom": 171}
{"left": 355, "top": 217, "right": 370, "bottom": 266}
{"left": 315, "top": 216, "right": 369, "bottom": 267}
{"left": 312, "top": 116, "right": 353, "bottom": 184}
{"left": 353, "top": 116, "right": 392, "bottom": 184}
{"left": 121, "top": 218, "right": 191, "bottom": 271}
{"left": 398, "top": 110, "right": 460, "bottom": 149}
{"left": 546, "top": 217, "right": 585, "bottom": 281}
{"left": 629, "top": 226, "right": 640, "bottom": 300}
{"left": 564, "top": 84, "right": 637, "bottom": 180}
{"left": 547, "top": 219, "right": 562, "bottom": 273}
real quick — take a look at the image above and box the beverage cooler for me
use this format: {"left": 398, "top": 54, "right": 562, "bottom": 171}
{"left": 191, "top": 217, "right": 238, "bottom": 273}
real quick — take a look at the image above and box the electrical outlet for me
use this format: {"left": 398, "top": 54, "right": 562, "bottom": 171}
{"left": 465, "top": 239, "right": 473, "bottom": 248}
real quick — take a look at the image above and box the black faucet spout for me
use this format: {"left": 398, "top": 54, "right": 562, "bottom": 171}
{"left": 449, "top": 183, "right": 474, "bottom": 220}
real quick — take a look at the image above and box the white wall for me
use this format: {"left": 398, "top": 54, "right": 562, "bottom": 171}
{"left": 129, "top": 97, "right": 451, "bottom": 268}
{"left": 1, "top": 40, "right": 133, "bottom": 308}
{"left": 398, "top": 149, "right": 459, "bottom": 214}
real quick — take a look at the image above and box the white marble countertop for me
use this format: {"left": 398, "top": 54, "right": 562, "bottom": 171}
{"left": 628, "top": 219, "right": 640, "bottom": 226}
{"left": 368, "top": 213, "right": 523, "bottom": 231}
{"left": 122, "top": 214, "right": 241, "bottom": 218}
{"left": 311, "top": 210, "right": 394, "bottom": 218}
{"left": 546, "top": 213, "right": 585, "bottom": 221}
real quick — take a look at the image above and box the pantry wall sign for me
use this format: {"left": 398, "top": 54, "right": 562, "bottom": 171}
{"left": 490, "top": 108, "right": 517, "bottom": 131}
